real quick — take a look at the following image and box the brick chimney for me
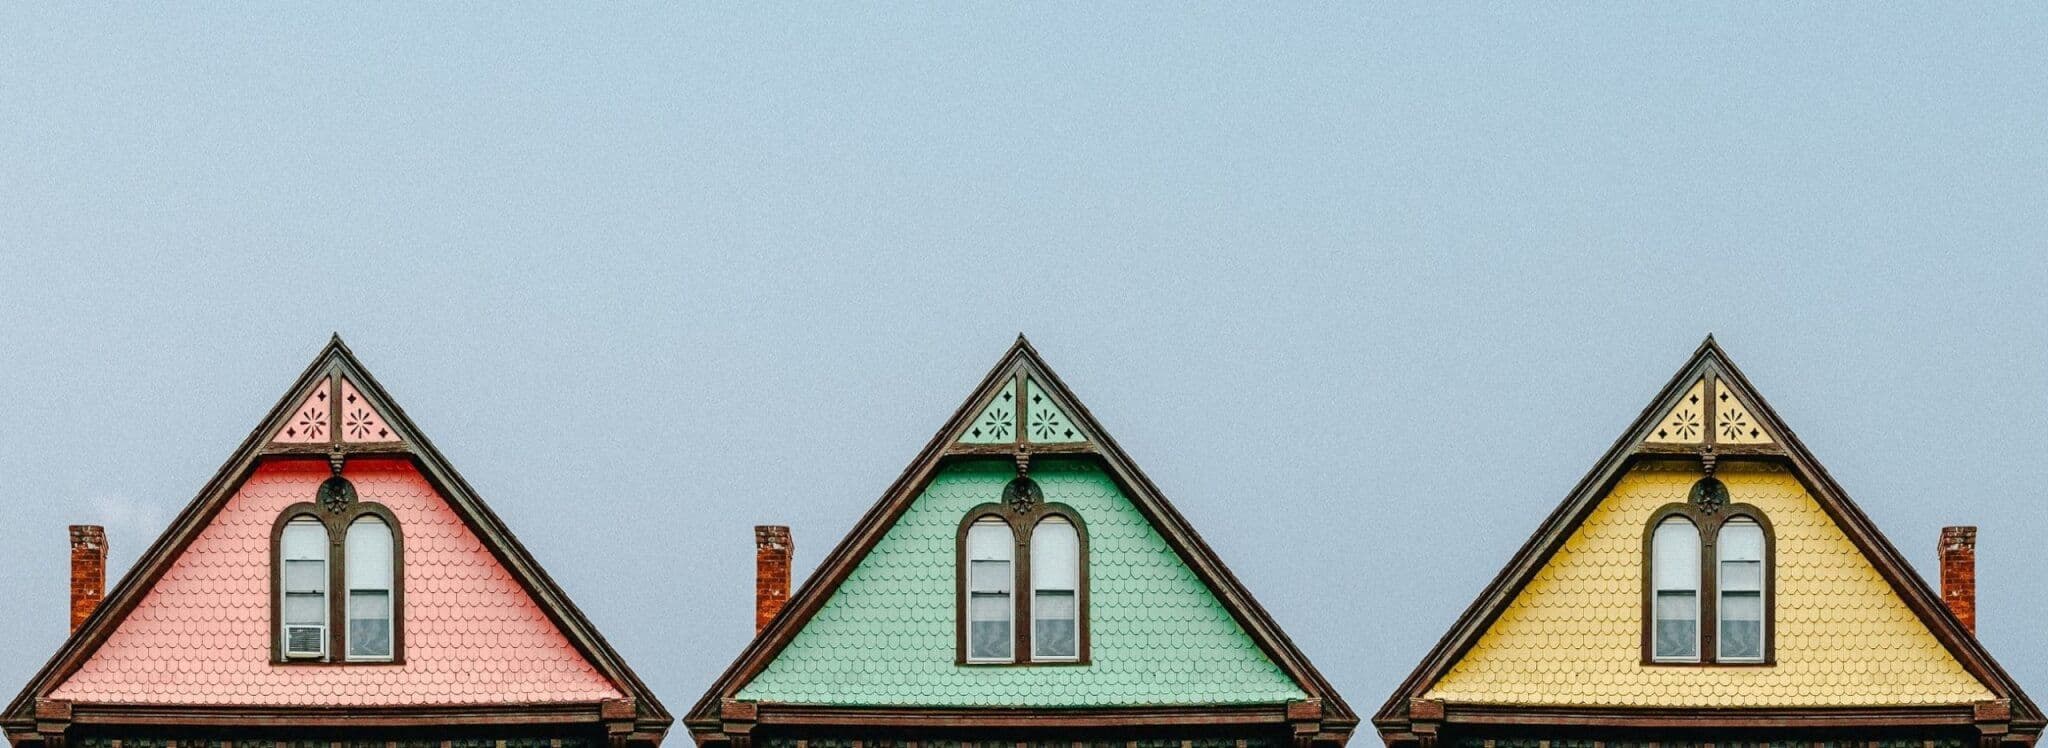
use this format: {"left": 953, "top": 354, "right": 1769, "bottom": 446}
{"left": 1941, "top": 526, "right": 1977, "bottom": 634}
{"left": 70, "top": 525, "right": 107, "bottom": 632}
{"left": 755, "top": 525, "right": 792, "bottom": 634}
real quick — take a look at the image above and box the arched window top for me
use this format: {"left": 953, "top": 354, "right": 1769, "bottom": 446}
{"left": 271, "top": 474, "right": 405, "bottom": 664}
{"left": 955, "top": 473, "right": 1090, "bottom": 665}
{"left": 1642, "top": 479, "right": 1775, "bottom": 665}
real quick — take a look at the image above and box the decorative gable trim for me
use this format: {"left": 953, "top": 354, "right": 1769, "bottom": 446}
{"left": 3, "top": 336, "right": 669, "bottom": 743}
{"left": 1373, "top": 336, "right": 2041, "bottom": 744}
{"left": 687, "top": 336, "right": 1354, "bottom": 744}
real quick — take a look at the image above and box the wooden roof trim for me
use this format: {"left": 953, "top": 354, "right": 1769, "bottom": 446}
{"left": 3, "top": 336, "right": 670, "bottom": 730}
{"left": 1373, "top": 336, "right": 2041, "bottom": 736}
{"left": 686, "top": 335, "right": 1355, "bottom": 733}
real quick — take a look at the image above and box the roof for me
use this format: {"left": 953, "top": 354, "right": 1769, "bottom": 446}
{"left": 1374, "top": 336, "right": 2041, "bottom": 741}
{"left": 47, "top": 457, "right": 626, "bottom": 706}
{"left": 5, "top": 337, "right": 669, "bottom": 739}
{"left": 687, "top": 337, "right": 1354, "bottom": 741}
{"left": 732, "top": 458, "right": 1308, "bottom": 707}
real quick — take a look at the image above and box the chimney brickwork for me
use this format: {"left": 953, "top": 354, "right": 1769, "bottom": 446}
{"left": 70, "top": 525, "right": 107, "bottom": 632}
{"left": 1940, "top": 525, "right": 1977, "bottom": 634}
{"left": 755, "top": 525, "right": 792, "bottom": 634}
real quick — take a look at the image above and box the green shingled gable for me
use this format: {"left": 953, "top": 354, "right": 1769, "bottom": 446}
{"left": 736, "top": 458, "right": 1306, "bottom": 707}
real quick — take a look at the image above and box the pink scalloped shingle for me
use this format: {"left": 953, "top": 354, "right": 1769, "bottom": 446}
{"left": 50, "top": 458, "right": 623, "bottom": 705}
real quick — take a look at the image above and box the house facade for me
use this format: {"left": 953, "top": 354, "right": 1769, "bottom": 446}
{"left": 686, "top": 338, "right": 1356, "bottom": 748}
{"left": 1374, "top": 338, "right": 2040, "bottom": 748}
{"left": 2, "top": 338, "right": 669, "bottom": 748}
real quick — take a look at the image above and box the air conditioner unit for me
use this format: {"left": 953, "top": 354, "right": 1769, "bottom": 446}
{"left": 285, "top": 625, "right": 324, "bottom": 657}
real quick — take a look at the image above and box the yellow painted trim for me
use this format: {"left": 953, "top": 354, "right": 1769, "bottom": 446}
{"left": 1645, "top": 379, "right": 1707, "bottom": 445}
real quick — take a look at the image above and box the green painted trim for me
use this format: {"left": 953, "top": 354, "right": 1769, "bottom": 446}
{"left": 1024, "top": 377, "right": 1084, "bottom": 444}
{"left": 959, "top": 377, "right": 1019, "bottom": 444}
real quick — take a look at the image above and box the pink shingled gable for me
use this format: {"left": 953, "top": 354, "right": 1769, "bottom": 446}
{"left": 50, "top": 458, "right": 624, "bottom": 706}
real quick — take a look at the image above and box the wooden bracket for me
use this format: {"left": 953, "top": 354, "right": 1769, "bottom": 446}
{"left": 719, "top": 699, "right": 758, "bottom": 748}
{"left": 34, "top": 699, "right": 72, "bottom": 748}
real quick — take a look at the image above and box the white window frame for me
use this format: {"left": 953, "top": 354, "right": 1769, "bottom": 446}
{"left": 1029, "top": 516, "right": 1080, "bottom": 662}
{"left": 280, "top": 516, "right": 329, "bottom": 660}
{"left": 1716, "top": 517, "right": 1767, "bottom": 663}
{"left": 344, "top": 515, "right": 397, "bottom": 662}
{"left": 964, "top": 518, "right": 1014, "bottom": 663}
{"left": 1650, "top": 516, "right": 1701, "bottom": 663}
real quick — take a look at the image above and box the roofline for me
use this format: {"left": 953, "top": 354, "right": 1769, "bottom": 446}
{"left": 4, "top": 337, "right": 671, "bottom": 730}
{"left": 686, "top": 336, "right": 1356, "bottom": 735}
{"left": 1373, "top": 336, "right": 2040, "bottom": 735}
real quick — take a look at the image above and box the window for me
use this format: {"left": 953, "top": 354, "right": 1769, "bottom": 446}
{"left": 280, "top": 517, "right": 328, "bottom": 658}
{"left": 1650, "top": 517, "right": 1700, "bottom": 662}
{"left": 1030, "top": 516, "right": 1080, "bottom": 660}
{"left": 345, "top": 516, "right": 395, "bottom": 661}
{"left": 271, "top": 473, "right": 403, "bottom": 663}
{"left": 965, "top": 518, "right": 1014, "bottom": 662}
{"left": 1643, "top": 477, "right": 1773, "bottom": 665}
{"left": 956, "top": 474, "right": 1089, "bottom": 665}
{"left": 1718, "top": 518, "right": 1765, "bottom": 662}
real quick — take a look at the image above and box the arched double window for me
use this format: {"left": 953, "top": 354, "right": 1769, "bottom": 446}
{"left": 1644, "top": 477, "right": 1774, "bottom": 665}
{"left": 958, "top": 475, "right": 1088, "bottom": 665}
{"left": 271, "top": 473, "right": 404, "bottom": 663}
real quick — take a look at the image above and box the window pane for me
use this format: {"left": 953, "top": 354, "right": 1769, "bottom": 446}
{"left": 1720, "top": 590, "right": 1763, "bottom": 660}
{"left": 966, "top": 519, "right": 1012, "bottom": 561}
{"left": 1650, "top": 518, "right": 1699, "bottom": 591}
{"left": 969, "top": 593, "right": 1011, "bottom": 660}
{"left": 281, "top": 517, "right": 326, "bottom": 561}
{"left": 345, "top": 516, "right": 394, "bottom": 590}
{"left": 284, "top": 591, "right": 325, "bottom": 626}
{"left": 349, "top": 590, "right": 392, "bottom": 658}
{"left": 1721, "top": 559, "right": 1763, "bottom": 592}
{"left": 1030, "top": 518, "right": 1079, "bottom": 592}
{"left": 1719, "top": 518, "right": 1764, "bottom": 561}
{"left": 970, "top": 559, "right": 1011, "bottom": 593}
{"left": 1654, "top": 590, "right": 1697, "bottom": 659}
{"left": 1034, "top": 590, "right": 1077, "bottom": 659}
{"left": 284, "top": 559, "right": 325, "bottom": 594}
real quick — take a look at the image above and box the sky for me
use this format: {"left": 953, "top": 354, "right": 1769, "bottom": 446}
{"left": 4, "top": 3, "right": 2047, "bottom": 716}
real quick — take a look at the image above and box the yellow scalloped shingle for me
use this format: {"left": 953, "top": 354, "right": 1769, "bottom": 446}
{"left": 1426, "top": 461, "right": 1990, "bottom": 707}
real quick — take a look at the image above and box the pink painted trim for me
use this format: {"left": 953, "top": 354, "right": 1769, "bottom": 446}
{"left": 270, "top": 382, "right": 330, "bottom": 444}
{"left": 338, "top": 377, "right": 396, "bottom": 443}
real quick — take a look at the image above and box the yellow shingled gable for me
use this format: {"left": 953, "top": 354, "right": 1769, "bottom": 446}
{"left": 1426, "top": 461, "right": 1991, "bottom": 707}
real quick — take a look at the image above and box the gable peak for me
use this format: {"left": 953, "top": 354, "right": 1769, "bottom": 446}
{"left": 265, "top": 338, "right": 407, "bottom": 449}
{"left": 1636, "top": 337, "right": 1781, "bottom": 453}
{"left": 953, "top": 338, "right": 1092, "bottom": 449}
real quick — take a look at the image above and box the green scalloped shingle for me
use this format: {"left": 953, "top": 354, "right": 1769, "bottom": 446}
{"left": 737, "top": 458, "right": 1305, "bottom": 706}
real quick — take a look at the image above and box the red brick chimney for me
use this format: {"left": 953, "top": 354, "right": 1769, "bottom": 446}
{"left": 755, "top": 525, "right": 792, "bottom": 634}
{"left": 70, "top": 525, "right": 107, "bottom": 632}
{"left": 1941, "top": 526, "right": 1977, "bottom": 634}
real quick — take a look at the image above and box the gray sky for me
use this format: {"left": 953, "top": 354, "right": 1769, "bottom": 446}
{"left": 4, "top": 4, "right": 2046, "bottom": 713}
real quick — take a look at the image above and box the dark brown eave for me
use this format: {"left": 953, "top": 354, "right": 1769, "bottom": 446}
{"left": 699, "top": 702, "right": 1334, "bottom": 730}
{"left": 1373, "top": 336, "right": 2041, "bottom": 740}
{"left": 3, "top": 336, "right": 671, "bottom": 734}
{"left": 25, "top": 700, "right": 628, "bottom": 728}
{"left": 687, "top": 336, "right": 1355, "bottom": 743}
{"left": 1433, "top": 702, "right": 2019, "bottom": 729}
